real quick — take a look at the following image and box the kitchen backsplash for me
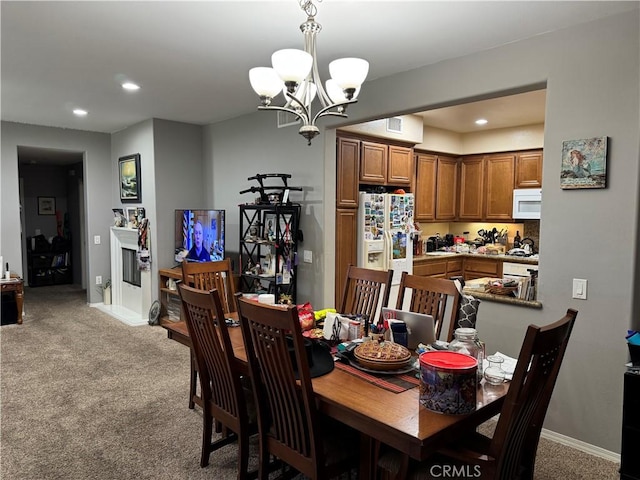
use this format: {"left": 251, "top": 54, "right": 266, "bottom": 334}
{"left": 417, "top": 220, "right": 541, "bottom": 250}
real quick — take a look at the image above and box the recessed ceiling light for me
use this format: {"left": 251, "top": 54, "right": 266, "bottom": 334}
{"left": 475, "top": 118, "right": 488, "bottom": 125}
{"left": 73, "top": 109, "right": 88, "bottom": 116}
{"left": 122, "top": 82, "right": 140, "bottom": 91}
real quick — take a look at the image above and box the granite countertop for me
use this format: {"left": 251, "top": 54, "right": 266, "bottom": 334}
{"left": 414, "top": 252, "right": 539, "bottom": 265}
{"left": 462, "top": 277, "right": 542, "bottom": 309}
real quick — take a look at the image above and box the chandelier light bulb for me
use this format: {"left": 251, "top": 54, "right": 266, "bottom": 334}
{"left": 249, "top": 67, "right": 283, "bottom": 101}
{"left": 272, "top": 49, "right": 313, "bottom": 89}
{"left": 329, "top": 58, "right": 369, "bottom": 90}
{"left": 326, "top": 79, "right": 361, "bottom": 103}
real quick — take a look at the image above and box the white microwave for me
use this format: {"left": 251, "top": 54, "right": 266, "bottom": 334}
{"left": 512, "top": 188, "right": 542, "bottom": 219}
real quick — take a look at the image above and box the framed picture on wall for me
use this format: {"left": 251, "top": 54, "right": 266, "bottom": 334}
{"left": 38, "top": 196, "right": 56, "bottom": 215}
{"left": 560, "top": 136, "right": 608, "bottom": 190}
{"left": 118, "top": 153, "right": 141, "bottom": 203}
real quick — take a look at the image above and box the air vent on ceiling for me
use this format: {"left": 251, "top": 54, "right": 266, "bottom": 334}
{"left": 386, "top": 116, "right": 403, "bottom": 133}
{"left": 277, "top": 111, "right": 301, "bottom": 129}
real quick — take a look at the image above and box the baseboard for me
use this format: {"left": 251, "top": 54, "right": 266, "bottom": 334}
{"left": 540, "top": 428, "right": 621, "bottom": 464}
{"left": 482, "top": 415, "right": 620, "bottom": 464}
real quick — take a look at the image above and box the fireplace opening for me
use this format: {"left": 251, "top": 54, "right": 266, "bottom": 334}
{"left": 122, "top": 248, "right": 141, "bottom": 287}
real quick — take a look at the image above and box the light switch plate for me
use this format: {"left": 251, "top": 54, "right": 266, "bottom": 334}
{"left": 303, "top": 250, "right": 312, "bottom": 264}
{"left": 572, "top": 278, "right": 587, "bottom": 300}
{"left": 94, "top": 235, "right": 101, "bottom": 245}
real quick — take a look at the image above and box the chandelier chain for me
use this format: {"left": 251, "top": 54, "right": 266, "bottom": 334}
{"left": 300, "top": 0, "right": 319, "bottom": 18}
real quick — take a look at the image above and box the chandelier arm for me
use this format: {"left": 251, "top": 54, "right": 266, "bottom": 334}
{"left": 311, "top": 99, "right": 357, "bottom": 124}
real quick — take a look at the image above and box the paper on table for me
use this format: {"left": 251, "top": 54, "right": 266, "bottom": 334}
{"left": 483, "top": 351, "right": 518, "bottom": 381}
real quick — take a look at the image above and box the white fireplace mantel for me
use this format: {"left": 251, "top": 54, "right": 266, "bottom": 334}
{"left": 93, "top": 227, "right": 151, "bottom": 326}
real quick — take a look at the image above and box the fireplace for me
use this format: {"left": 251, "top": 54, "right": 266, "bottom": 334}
{"left": 93, "top": 227, "right": 151, "bottom": 326}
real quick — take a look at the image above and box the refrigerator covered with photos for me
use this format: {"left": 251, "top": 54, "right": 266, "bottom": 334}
{"left": 357, "top": 192, "right": 415, "bottom": 285}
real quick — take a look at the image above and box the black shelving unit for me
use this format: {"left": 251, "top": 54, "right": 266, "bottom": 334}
{"left": 621, "top": 369, "right": 640, "bottom": 480}
{"left": 239, "top": 203, "right": 300, "bottom": 303}
{"left": 27, "top": 236, "right": 72, "bottom": 287}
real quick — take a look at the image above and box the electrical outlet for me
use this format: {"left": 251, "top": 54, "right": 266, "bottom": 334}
{"left": 96, "top": 275, "right": 102, "bottom": 285}
{"left": 303, "top": 250, "right": 313, "bottom": 264}
{"left": 94, "top": 235, "right": 101, "bottom": 245}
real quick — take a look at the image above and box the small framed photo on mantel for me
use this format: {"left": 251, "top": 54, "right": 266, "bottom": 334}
{"left": 119, "top": 153, "right": 141, "bottom": 203}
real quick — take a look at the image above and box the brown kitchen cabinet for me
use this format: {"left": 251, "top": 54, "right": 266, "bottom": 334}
{"left": 414, "top": 152, "right": 458, "bottom": 222}
{"left": 458, "top": 155, "right": 485, "bottom": 221}
{"left": 336, "top": 137, "right": 360, "bottom": 208}
{"left": 387, "top": 145, "right": 413, "bottom": 185}
{"left": 414, "top": 153, "right": 437, "bottom": 221}
{"left": 335, "top": 208, "right": 358, "bottom": 307}
{"left": 515, "top": 150, "right": 543, "bottom": 188}
{"left": 414, "top": 256, "right": 464, "bottom": 279}
{"left": 464, "top": 257, "right": 502, "bottom": 281}
{"left": 485, "top": 153, "right": 516, "bottom": 221}
{"left": 360, "top": 140, "right": 412, "bottom": 186}
{"left": 435, "top": 155, "right": 458, "bottom": 221}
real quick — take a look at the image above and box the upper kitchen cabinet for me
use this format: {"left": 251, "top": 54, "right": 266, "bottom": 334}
{"left": 336, "top": 137, "right": 360, "bottom": 208}
{"left": 458, "top": 155, "right": 485, "bottom": 221}
{"left": 435, "top": 155, "right": 458, "bottom": 221}
{"left": 414, "top": 153, "right": 457, "bottom": 222}
{"left": 360, "top": 140, "right": 412, "bottom": 186}
{"left": 515, "top": 150, "right": 543, "bottom": 188}
{"left": 485, "top": 153, "right": 516, "bottom": 221}
{"left": 387, "top": 145, "right": 413, "bottom": 185}
{"left": 414, "top": 153, "right": 437, "bottom": 221}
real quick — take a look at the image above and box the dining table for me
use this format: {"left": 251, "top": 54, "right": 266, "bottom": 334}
{"left": 161, "top": 316, "right": 508, "bottom": 479}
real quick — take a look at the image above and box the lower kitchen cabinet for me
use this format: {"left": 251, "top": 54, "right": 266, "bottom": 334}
{"left": 414, "top": 257, "right": 464, "bottom": 280}
{"left": 464, "top": 257, "right": 502, "bottom": 281}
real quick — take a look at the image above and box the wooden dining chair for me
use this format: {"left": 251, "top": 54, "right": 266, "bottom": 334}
{"left": 182, "top": 259, "right": 237, "bottom": 409}
{"left": 394, "top": 271, "right": 462, "bottom": 342}
{"left": 178, "top": 284, "right": 256, "bottom": 477}
{"left": 377, "top": 308, "right": 578, "bottom": 480}
{"left": 339, "top": 264, "right": 394, "bottom": 325}
{"left": 236, "top": 296, "right": 359, "bottom": 480}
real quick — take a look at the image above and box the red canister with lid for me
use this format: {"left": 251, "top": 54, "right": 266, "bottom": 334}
{"left": 419, "top": 351, "right": 477, "bottom": 414}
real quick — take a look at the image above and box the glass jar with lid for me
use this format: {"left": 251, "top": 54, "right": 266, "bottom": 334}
{"left": 448, "top": 327, "right": 485, "bottom": 380}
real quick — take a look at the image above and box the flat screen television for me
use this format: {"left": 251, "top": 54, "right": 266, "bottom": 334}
{"left": 175, "top": 209, "right": 225, "bottom": 263}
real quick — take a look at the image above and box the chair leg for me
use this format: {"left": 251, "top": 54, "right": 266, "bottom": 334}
{"left": 200, "top": 405, "right": 213, "bottom": 467}
{"left": 189, "top": 350, "right": 197, "bottom": 409}
{"left": 257, "top": 438, "right": 271, "bottom": 480}
{"left": 237, "top": 431, "right": 249, "bottom": 480}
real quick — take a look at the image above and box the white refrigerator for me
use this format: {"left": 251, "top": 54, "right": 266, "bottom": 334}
{"left": 357, "top": 192, "right": 415, "bottom": 288}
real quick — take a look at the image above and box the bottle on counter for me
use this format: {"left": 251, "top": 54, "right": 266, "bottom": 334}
{"left": 513, "top": 230, "right": 521, "bottom": 248}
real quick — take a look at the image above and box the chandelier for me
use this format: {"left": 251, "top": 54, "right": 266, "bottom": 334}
{"left": 249, "top": 0, "right": 369, "bottom": 145}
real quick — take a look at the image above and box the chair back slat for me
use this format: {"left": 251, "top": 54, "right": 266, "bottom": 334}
{"left": 182, "top": 259, "right": 236, "bottom": 313}
{"left": 491, "top": 308, "right": 578, "bottom": 480}
{"left": 339, "top": 265, "right": 393, "bottom": 325}
{"left": 395, "top": 272, "right": 461, "bottom": 341}
{"left": 237, "top": 297, "right": 320, "bottom": 476}
{"left": 178, "top": 285, "right": 245, "bottom": 426}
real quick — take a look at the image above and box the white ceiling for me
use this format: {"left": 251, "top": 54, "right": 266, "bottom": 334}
{"left": 2, "top": 1, "right": 637, "bottom": 136}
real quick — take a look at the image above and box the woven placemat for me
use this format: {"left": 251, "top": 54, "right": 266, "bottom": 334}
{"left": 335, "top": 361, "right": 420, "bottom": 393}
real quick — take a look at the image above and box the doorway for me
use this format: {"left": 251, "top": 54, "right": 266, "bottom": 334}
{"left": 17, "top": 146, "right": 86, "bottom": 289}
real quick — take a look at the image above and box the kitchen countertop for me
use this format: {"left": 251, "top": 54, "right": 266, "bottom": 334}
{"left": 462, "top": 277, "right": 542, "bottom": 309}
{"left": 414, "top": 252, "right": 539, "bottom": 265}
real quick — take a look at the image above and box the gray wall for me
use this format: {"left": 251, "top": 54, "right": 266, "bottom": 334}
{"left": 1, "top": 122, "right": 111, "bottom": 303}
{"left": 111, "top": 119, "right": 205, "bottom": 300}
{"left": 203, "top": 115, "right": 326, "bottom": 301}
{"left": 204, "top": 12, "right": 639, "bottom": 453}
{"left": 153, "top": 119, "right": 205, "bottom": 273}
